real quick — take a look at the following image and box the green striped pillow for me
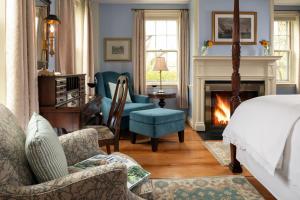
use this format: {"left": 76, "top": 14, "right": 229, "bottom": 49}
{"left": 25, "top": 113, "right": 69, "bottom": 183}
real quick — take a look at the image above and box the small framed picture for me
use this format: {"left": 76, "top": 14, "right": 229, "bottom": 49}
{"left": 104, "top": 38, "right": 132, "bottom": 61}
{"left": 212, "top": 11, "right": 257, "bottom": 45}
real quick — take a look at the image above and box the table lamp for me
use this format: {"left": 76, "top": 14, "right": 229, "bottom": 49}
{"left": 153, "top": 57, "right": 168, "bottom": 94}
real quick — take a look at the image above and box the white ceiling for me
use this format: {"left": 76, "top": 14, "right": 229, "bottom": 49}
{"left": 98, "top": 0, "right": 300, "bottom": 6}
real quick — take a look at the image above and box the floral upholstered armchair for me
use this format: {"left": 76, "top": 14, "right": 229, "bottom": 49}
{"left": 0, "top": 104, "right": 144, "bottom": 200}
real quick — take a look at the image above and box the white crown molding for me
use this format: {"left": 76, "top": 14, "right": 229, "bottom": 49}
{"left": 275, "top": 0, "right": 300, "bottom": 5}
{"left": 98, "top": 0, "right": 190, "bottom": 4}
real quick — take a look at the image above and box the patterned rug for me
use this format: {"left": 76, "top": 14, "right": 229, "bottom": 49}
{"left": 152, "top": 176, "right": 264, "bottom": 200}
{"left": 204, "top": 141, "right": 231, "bottom": 166}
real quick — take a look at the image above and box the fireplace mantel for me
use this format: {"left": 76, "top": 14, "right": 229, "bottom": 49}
{"left": 191, "top": 55, "right": 281, "bottom": 131}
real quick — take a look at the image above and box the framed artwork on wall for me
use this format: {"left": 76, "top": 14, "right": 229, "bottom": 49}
{"left": 212, "top": 11, "right": 257, "bottom": 45}
{"left": 104, "top": 38, "right": 132, "bottom": 61}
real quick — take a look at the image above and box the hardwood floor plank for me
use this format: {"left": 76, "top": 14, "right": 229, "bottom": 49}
{"left": 116, "top": 125, "right": 275, "bottom": 199}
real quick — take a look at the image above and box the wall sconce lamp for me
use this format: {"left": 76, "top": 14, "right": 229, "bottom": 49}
{"left": 44, "top": 14, "right": 60, "bottom": 56}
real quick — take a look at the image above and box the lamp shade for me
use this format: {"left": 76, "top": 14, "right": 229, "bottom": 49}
{"left": 153, "top": 57, "right": 168, "bottom": 71}
{"left": 44, "top": 15, "right": 61, "bottom": 25}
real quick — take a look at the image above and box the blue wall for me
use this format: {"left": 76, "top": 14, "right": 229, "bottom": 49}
{"left": 99, "top": 4, "right": 189, "bottom": 110}
{"left": 99, "top": 3, "right": 189, "bottom": 75}
{"left": 188, "top": 1, "right": 194, "bottom": 118}
{"left": 274, "top": 5, "right": 300, "bottom": 11}
{"left": 277, "top": 84, "right": 297, "bottom": 94}
{"left": 199, "top": 0, "right": 271, "bottom": 56}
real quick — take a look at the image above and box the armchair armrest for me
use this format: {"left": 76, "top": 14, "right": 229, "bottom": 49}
{"left": 101, "top": 97, "right": 113, "bottom": 123}
{"left": 0, "top": 163, "right": 131, "bottom": 200}
{"left": 59, "top": 128, "right": 101, "bottom": 166}
{"left": 133, "top": 95, "right": 150, "bottom": 103}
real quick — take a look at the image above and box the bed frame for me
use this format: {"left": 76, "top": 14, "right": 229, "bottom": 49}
{"left": 229, "top": 0, "right": 243, "bottom": 173}
{"left": 229, "top": 5, "right": 300, "bottom": 198}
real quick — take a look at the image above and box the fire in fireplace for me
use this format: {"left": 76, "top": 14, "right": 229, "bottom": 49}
{"left": 213, "top": 94, "right": 230, "bottom": 126}
{"left": 204, "top": 81, "right": 265, "bottom": 136}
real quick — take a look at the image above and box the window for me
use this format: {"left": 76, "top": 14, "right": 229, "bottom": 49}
{"left": 145, "top": 13, "right": 179, "bottom": 85}
{"left": 274, "top": 20, "right": 291, "bottom": 82}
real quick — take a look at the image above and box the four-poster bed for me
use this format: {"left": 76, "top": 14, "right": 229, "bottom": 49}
{"left": 226, "top": 0, "right": 300, "bottom": 199}
{"left": 229, "top": 0, "right": 242, "bottom": 174}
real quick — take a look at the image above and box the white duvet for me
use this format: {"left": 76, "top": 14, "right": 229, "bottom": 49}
{"left": 223, "top": 95, "right": 300, "bottom": 180}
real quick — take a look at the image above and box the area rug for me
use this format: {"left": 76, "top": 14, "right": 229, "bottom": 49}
{"left": 151, "top": 176, "right": 264, "bottom": 200}
{"left": 204, "top": 141, "right": 231, "bottom": 166}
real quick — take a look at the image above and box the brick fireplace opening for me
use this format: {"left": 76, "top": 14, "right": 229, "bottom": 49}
{"left": 203, "top": 81, "right": 265, "bottom": 139}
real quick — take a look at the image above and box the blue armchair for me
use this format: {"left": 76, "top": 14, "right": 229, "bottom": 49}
{"left": 95, "top": 71, "right": 155, "bottom": 130}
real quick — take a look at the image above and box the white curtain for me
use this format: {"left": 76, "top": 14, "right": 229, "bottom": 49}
{"left": 56, "top": 0, "right": 76, "bottom": 74}
{"left": 74, "top": 0, "right": 96, "bottom": 95}
{"left": 133, "top": 10, "right": 146, "bottom": 95}
{"left": 0, "top": 0, "right": 6, "bottom": 105}
{"left": 6, "top": 0, "right": 39, "bottom": 129}
{"left": 56, "top": 0, "right": 96, "bottom": 95}
{"left": 178, "top": 10, "right": 190, "bottom": 109}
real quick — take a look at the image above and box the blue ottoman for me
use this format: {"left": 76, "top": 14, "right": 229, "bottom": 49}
{"left": 129, "top": 108, "right": 185, "bottom": 152}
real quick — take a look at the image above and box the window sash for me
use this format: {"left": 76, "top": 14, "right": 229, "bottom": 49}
{"left": 145, "top": 15, "right": 179, "bottom": 85}
{"left": 274, "top": 20, "right": 292, "bottom": 82}
{"left": 146, "top": 50, "right": 178, "bottom": 53}
{"left": 145, "top": 20, "right": 179, "bottom": 51}
{"left": 274, "top": 50, "right": 291, "bottom": 82}
{"left": 274, "top": 21, "right": 291, "bottom": 51}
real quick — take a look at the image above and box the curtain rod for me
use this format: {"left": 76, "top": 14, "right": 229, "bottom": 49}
{"left": 131, "top": 9, "right": 189, "bottom": 11}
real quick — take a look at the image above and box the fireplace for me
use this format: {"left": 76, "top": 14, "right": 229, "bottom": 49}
{"left": 204, "top": 81, "right": 265, "bottom": 136}
{"left": 191, "top": 56, "right": 280, "bottom": 133}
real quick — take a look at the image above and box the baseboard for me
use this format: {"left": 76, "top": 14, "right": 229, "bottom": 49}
{"left": 187, "top": 116, "right": 193, "bottom": 128}
{"left": 194, "top": 122, "right": 205, "bottom": 131}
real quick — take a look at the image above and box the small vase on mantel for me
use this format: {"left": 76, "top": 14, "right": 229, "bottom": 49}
{"left": 263, "top": 47, "right": 270, "bottom": 56}
{"left": 201, "top": 40, "right": 213, "bottom": 56}
{"left": 259, "top": 40, "right": 270, "bottom": 56}
{"left": 201, "top": 46, "right": 208, "bottom": 56}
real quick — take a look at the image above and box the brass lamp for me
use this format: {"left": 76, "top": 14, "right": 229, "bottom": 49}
{"left": 153, "top": 57, "right": 168, "bottom": 94}
{"left": 44, "top": 14, "right": 60, "bottom": 56}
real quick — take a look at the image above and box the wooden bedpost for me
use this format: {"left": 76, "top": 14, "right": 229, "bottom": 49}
{"left": 229, "top": 0, "right": 243, "bottom": 173}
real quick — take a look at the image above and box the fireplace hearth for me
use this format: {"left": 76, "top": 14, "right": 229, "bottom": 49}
{"left": 204, "top": 81, "right": 264, "bottom": 137}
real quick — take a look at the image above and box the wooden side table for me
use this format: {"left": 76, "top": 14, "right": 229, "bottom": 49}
{"left": 148, "top": 93, "right": 176, "bottom": 108}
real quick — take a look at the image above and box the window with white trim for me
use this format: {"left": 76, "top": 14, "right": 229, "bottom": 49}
{"left": 274, "top": 13, "right": 299, "bottom": 83}
{"left": 145, "top": 11, "right": 179, "bottom": 85}
{"left": 274, "top": 20, "right": 291, "bottom": 81}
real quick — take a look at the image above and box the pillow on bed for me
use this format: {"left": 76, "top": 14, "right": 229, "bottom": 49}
{"left": 25, "top": 113, "right": 69, "bottom": 183}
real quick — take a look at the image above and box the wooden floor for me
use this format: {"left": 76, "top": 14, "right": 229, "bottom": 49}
{"left": 118, "top": 125, "right": 276, "bottom": 200}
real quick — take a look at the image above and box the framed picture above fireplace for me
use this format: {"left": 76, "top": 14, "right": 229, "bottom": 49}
{"left": 212, "top": 11, "right": 257, "bottom": 45}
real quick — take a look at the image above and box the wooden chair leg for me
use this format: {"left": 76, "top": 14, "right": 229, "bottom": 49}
{"left": 130, "top": 132, "right": 136, "bottom": 144}
{"left": 178, "top": 130, "right": 184, "bottom": 143}
{"left": 106, "top": 144, "right": 111, "bottom": 154}
{"left": 114, "top": 141, "right": 119, "bottom": 152}
{"left": 151, "top": 138, "right": 159, "bottom": 152}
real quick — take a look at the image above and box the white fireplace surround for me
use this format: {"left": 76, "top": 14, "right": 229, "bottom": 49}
{"left": 191, "top": 56, "right": 282, "bottom": 131}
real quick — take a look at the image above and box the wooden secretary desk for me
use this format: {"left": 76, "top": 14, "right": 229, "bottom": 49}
{"left": 38, "top": 74, "right": 101, "bottom": 132}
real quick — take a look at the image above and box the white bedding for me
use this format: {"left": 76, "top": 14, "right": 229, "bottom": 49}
{"left": 223, "top": 95, "right": 300, "bottom": 189}
{"left": 237, "top": 147, "right": 300, "bottom": 200}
